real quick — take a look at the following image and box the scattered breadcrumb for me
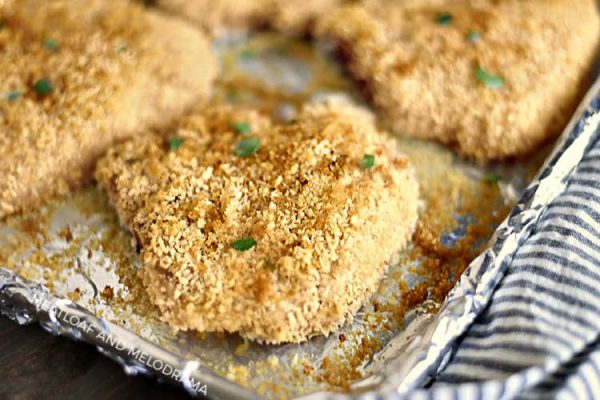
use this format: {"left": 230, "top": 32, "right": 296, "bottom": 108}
{"left": 235, "top": 339, "right": 251, "bottom": 357}
{"left": 95, "top": 101, "right": 419, "bottom": 343}
{"left": 0, "top": 0, "right": 216, "bottom": 218}
{"left": 101, "top": 285, "right": 114, "bottom": 301}
{"left": 317, "top": 0, "right": 600, "bottom": 160}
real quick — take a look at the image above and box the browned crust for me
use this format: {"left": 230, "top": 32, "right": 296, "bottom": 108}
{"left": 95, "top": 101, "right": 419, "bottom": 343}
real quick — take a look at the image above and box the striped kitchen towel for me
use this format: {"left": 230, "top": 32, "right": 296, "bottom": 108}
{"left": 405, "top": 125, "right": 600, "bottom": 399}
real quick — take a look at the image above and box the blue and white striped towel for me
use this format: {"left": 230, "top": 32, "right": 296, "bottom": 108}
{"left": 404, "top": 120, "right": 600, "bottom": 399}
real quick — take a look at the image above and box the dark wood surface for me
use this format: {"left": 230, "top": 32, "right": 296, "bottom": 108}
{"left": 0, "top": 316, "right": 190, "bottom": 400}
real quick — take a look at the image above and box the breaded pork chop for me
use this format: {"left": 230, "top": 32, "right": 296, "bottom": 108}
{"left": 96, "top": 102, "right": 419, "bottom": 343}
{"left": 318, "top": 0, "right": 600, "bottom": 160}
{"left": 155, "top": 0, "right": 343, "bottom": 36}
{"left": 0, "top": 0, "right": 217, "bottom": 218}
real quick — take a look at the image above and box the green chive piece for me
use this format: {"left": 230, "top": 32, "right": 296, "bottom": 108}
{"left": 5, "top": 91, "right": 21, "bottom": 102}
{"left": 484, "top": 172, "right": 502, "bottom": 184}
{"left": 116, "top": 43, "right": 128, "bottom": 52}
{"left": 43, "top": 38, "right": 59, "bottom": 52}
{"left": 359, "top": 154, "right": 376, "bottom": 170}
{"left": 476, "top": 67, "right": 504, "bottom": 89}
{"left": 168, "top": 136, "right": 183, "bottom": 150}
{"left": 33, "top": 79, "right": 53, "bottom": 96}
{"left": 467, "top": 30, "right": 480, "bottom": 42}
{"left": 225, "top": 90, "right": 237, "bottom": 102}
{"left": 231, "top": 121, "right": 251, "bottom": 136}
{"left": 235, "top": 137, "right": 261, "bottom": 157}
{"left": 239, "top": 48, "right": 256, "bottom": 60}
{"left": 0, "top": 21, "right": 5, "bottom": 31}
{"left": 264, "top": 258, "right": 276, "bottom": 272}
{"left": 270, "top": 43, "right": 289, "bottom": 56}
{"left": 232, "top": 237, "right": 256, "bottom": 251}
{"left": 436, "top": 13, "right": 453, "bottom": 25}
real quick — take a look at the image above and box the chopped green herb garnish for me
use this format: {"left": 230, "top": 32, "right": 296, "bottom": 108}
{"left": 436, "top": 13, "right": 453, "bottom": 25}
{"left": 475, "top": 67, "right": 504, "bottom": 89}
{"left": 43, "top": 38, "right": 59, "bottom": 52}
{"left": 33, "top": 79, "right": 53, "bottom": 96}
{"left": 269, "top": 43, "right": 289, "bottom": 56}
{"left": 225, "top": 90, "right": 238, "bottom": 102}
{"left": 0, "top": 21, "right": 5, "bottom": 31}
{"left": 235, "top": 137, "right": 261, "bottom": 157}
{"left": 232, "top": 237, "right": 256, "bottom": 251}
{"left": 231, "top": 121, "right": 251, "bottom": 136}
{"left": 116, "top": 43, "right": 128, "bottom": 52}
{"left": 359, "top": 154, "right": 376, "bottom": 170}
{"left": 467, "top": 30, "right": 480, "bottom": 42}
{"left": 484, "top": 172, "right": 502, "bottom": 184}
{"left": 264, "top": 258, "right": 276, "bottom": 272}
{"left": 168, "top": 136, "right": 184, "bottom": 150}
{"left": 239, "top": 48, "right": 256, "bottom": 60}
{"left": 5, "top": 91, "right": 21, "bottom": 102}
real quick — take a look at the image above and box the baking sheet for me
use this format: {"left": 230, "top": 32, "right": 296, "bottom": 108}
{"left": 0, "top": 32, "right": 597, "bottom": 399}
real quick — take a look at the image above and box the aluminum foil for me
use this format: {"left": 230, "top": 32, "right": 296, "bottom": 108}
{"left": 1, "top": 32, "right": 599, "bottom": 399}
{"left": 334, "top": 76, "right": 600, "bottom": 400}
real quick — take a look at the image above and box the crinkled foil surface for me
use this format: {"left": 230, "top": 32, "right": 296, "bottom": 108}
{"left": 1, "top": 33, "right": 599, "bottom": 399}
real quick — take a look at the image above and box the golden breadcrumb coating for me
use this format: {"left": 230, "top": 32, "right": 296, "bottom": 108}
{"left": 0, "top": 0, "right": 217, "bottom": 218}
{"left": 318, "top": 0, "right": 600, "bottom": 160}
{"left": 95, "top": 101, "right": 419, "bottom": 343}
{"left": 155, "top": 0, "right": 343, "bottom": 36}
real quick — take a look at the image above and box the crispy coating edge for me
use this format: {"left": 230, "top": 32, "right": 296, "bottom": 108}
{"left": 156, "top": 0, "right": 344, "bottom": 36}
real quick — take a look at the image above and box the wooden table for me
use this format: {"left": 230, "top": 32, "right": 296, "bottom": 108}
{"left": 0, "top": 316, "right": 189, "bottom": 400}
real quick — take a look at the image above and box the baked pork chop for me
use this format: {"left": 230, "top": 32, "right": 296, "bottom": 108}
{"left": 96, "top": 101, "right": 419, "bottom": 343}
{"left": 0, "top": 0, "right": 217, "bottom": 217}
{"left": 317, "top": 0, "right": 600, "bottom": 160}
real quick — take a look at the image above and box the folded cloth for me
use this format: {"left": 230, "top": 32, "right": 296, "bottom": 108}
{"left": 406, "top": 102, "right": 600, "bottom": 399}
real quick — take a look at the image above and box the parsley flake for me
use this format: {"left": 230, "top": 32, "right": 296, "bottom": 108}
{"left": 168, "top": 136, "right": 183, "bottom": 150}
{"left": 359, "top": 154, "right": 376, "bottom": 170}
{"left": 232, "top": 237, "right": 256, "bottom": 251}
{"left": 232, "top": 121, "right": 251, "bottom": 136}
{"left": 484, "top": 172, "right": 502, "bottom": 184}
{"left": 467, "top": 30, "right": 480, "bottom": 43}
{"left": 235, "top": 137, "right": 261, "bottom": 157}
{"left": 43, "top": 38, "right": 59, "bottom": 52}
{"left": 436, "top": 13, "right": 453, "bottom": 25}
{"left": 264, "top": 258, "right": 276, "bottom": 272}
{"left": 239, "top": 48, "right": 256, "bottom": 61}
{"left": 33, "top": 79, "right": 53, "bottom": 96}
{"left": 476, "top": 67, "right": 504, "bottom": 89}
{"left": 225, "top": 90, "right": 238, "bottom": 102}
{"left": 5, "top": 91, "right": 21, "bottom": 102}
